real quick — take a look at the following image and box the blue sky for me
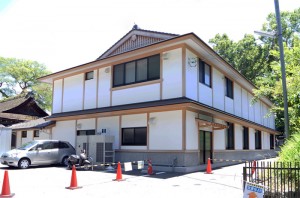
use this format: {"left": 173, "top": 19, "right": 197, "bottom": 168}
{"left": 0, "top": 0, "right": 299, "bottom": 72}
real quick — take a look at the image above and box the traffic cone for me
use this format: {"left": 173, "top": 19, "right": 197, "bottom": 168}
{"left": 147, "top": 159, "right": 154, "bottom": 175}
{"left": 113, "top": 162, "right": 125, "bottom": 181}
{"left": 205, "top": 158, "right": 213, "bottom": 174}
{"left": 251, "top": 160, "right": 257, "bottom": 176}
{"left": 65, "top": 165, "right": 82, "bottom": 190}
{"left": 0, "top": 170, "right": 15, "bottom": 197}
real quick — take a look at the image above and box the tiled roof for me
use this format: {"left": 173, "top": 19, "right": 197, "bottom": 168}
{"left": 0, "top": 96, "right": 28, "bottom": 112}
{"left": 10, "top": 118, "right": 55, "bottom": 130}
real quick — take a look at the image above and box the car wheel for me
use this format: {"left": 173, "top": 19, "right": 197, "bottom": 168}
{"left": 18, "top": 158, "right": 30, "bottom": 169}
{"left": 62, "top": 156, "right": 69, "bottom": 166}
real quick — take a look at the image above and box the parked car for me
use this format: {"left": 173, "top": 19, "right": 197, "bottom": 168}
{"left": 0, "top": 140, "right": 75, "bottom": 169}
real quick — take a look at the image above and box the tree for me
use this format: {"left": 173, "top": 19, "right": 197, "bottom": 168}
{"left": 0, "top": 57, "right": 52, "bottom": 111}
{"left": 209, "top": 8, "right": 300, "bottom": 135}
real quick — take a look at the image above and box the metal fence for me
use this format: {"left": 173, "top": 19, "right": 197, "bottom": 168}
{"left": 243, "top": 161, "right": 300, "bottom": 198}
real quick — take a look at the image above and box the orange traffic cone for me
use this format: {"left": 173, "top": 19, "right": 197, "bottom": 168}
{"left": 65, "top": 165, "right": 82, "bottom": 190}
{"left": 0, "top": 170, "right": 15, "bottom": 197}
{"left": 205, "top": 158, "right": 213, "bottom": 174}
{"left": 113, "top": 162, "right": 125, "bottom": 181}
{"left": 147, "top": 159, "right": 154, "bottom": 175}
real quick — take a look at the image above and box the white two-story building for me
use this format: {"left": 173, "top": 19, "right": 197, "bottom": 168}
{"left": 39, "top": 26, "right": 278, "bottom": 172}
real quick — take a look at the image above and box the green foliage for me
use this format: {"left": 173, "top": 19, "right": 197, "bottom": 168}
{"left": 278, "top": 133, "right": 300, "bottom": 162}
{"left": 0, "top": 57, "right": 52, "bottom": 112}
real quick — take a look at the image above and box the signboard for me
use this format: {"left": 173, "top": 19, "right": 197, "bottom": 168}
{"left": 243, "top": 182, "right": 264, "bottom": 198}
{"left": 137, "top": 161, "right": 144, "bottom": 169}
{"left": 124, "top": 162, "right": 132, "bottom": 172}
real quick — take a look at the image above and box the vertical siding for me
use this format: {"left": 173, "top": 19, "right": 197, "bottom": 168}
{"left": 248, "top": 94, "right": 255, "bottom": 122}
{"left": 98, "top": 67, "right": 111, "bottom": 108}
{"left": 162, "top": 48, "right": 182, "bottom": 99}
{"left": 84, "top": 70, "right": 97, "bottom": 109}
{"left": 234, "top": 84, "right": 242, "bottom": 117}
{"left": 254, "top": 101, "right": 261, "bottom": 124}
{"left": 249, "top": 128, "right": 255, "bottom": 150}
{"left": 241, "top": 88, "right": 249, "bottom": 119}
{"left": 185, "top": 49, "right": 198, "bottom": 101}
{"left": 63, "top": 74, "right": 84, "bottom": 112}
{"left": 53, "top": 79, "right": 63, "bottom": 113}
{"left": 212, "top": 68, "right": 225, "bottom": 111}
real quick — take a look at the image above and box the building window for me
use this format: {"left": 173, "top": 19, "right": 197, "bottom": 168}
{"left": 243, "top": 127, "right": 249, "bottom": 150}
{"left": 122, "top": 127, "right": 147, "bottom": 146}
{"left": 113, "top": 54, "right": 160, "bottom": 87}
{"left": 225, "top": 77, "right": 233, "bottom": 99}
{"left": 255, "top": 130, "right": 262, "bottom": 149}
{"left": 199, "top": 60, "right": 211, "bottom": 87}
{"left": 34, "top": 130, "right": 39, "bottom": 138}
{"left": 226, "top": 122, "right": 234, "bottom": 150}
{"left": 77, "top": 130, "right": 96, "bottom": 136}
{"left": 85, "top": 71, "right": 94, "bottom": 80}
{"left": 270, "top": 134, "right": 275, "bottom": 150}
{"left": 22, "top": 131, "right": 27, "bottom": 138}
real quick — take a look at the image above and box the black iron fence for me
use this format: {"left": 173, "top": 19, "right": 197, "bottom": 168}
{"left": 243, "top": 161, "right": 300, "bottom": 198}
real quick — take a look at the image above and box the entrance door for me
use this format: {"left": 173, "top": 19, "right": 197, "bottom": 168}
{"left": 11, "top": 132, "right": 16, "bottom": 149}
{"left": 199, "top": 130, "right": 212, "bottom": 164}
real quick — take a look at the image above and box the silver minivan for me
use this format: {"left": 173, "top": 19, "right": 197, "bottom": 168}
{"left": 0, "top": 140, "right": 76, "bottom": 169}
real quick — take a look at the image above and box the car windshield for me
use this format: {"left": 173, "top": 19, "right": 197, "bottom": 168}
{"left": 18, "top": 141, "right": 38, "bottom": 150}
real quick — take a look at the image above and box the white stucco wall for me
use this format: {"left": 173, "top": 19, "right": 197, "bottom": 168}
{"left": 84, "top": 70, "right": 97, "bottom": 110}
{"left": 52, "top": 120, "right": 76, "bottom": 147}
{"left": 241, "top": 88, "right": 249, "bottom": 120}
{"left": 263, "top": 132, "right": 270, "bottom": 150}
{"left": 254, "top": 101, "right": 261, "bottom": 124}
{"left": 97, "top": 116, "right": 120, "bottom": 149}
{"left": 162, "top": 48, "right": 182, "bottom": 99}
{"left": 225, "top": 97, "right": 234, "bottom": 114}
{"left": 248, "top": 94, "right": 255, "bottom": 122}
{"left": 53, "top": 79, "right": 63, "bottom": 113}
{"left": 249, "top": 128, "right": 255, "bottom": 150}
{"left": 77, "top": 118, "right": 96, "bottom": 130}
{"left": 112, "top": 83, "right": 160, "bottom": 106}
{"left": 98, "top": 66, "right": 111, "bottom": 108}
{"left": 0, "top": 127, "right": 12, "bottom": 154}
{"left": 234, "top": 84, "right": 242, "bottom": 117}
{"left": 63, "top": 74, "right": 84, "bottom": 112}
{"left": 149, "top": 110, "right": 182, "bottom": 150}
{"left": 185, "top": 49, "right": 198, "bottom": 101}
{"left": 234, "top": 124, "right": 243, "bottom": 150}
{"left": 213, "top": 118, "right": 226, "bottom": 150}
{"left": 186, "top": 111, "right": 198, "bottom": 150}
{"left": 212, "top": 68, "right": 225, "bottom": 111}
{"left": 199, "top": 84, "right": 213, "bottom": 106}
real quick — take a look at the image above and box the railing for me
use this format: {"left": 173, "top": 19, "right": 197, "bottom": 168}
{"left": 243, "top": 161, "right": 300, "bottom": 198}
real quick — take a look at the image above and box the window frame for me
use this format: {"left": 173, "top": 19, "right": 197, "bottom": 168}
{"left": 22, "top": 131, "right": 27, "bottom": 138}
{"left": 113, "top": 54, "right": 160, "bottom": 87}
{"left": 225, "top": 122, "right": 234, "bottom": 150}
{"left": 255, "top": 130, "right": 262, "bottom": 150}
{"left": 199, "top": 60, "right": 211, "bottom": 87}
{"left": 225, "top": 77, "right": 234, "bottom": 99}
{"left": 243, "top": 127, "right": 249, "bottom": 150}
{"left": 77, "top": 130, "right": 96, "bottom": 136}
{"left": 121, "top": 127, "right": 147, "bottom": 146}
{"left": 85, "top": 71, "right": 94, "bottom": 81}
{"left": 33, "top": 130, "right": 39, "bottom": 138}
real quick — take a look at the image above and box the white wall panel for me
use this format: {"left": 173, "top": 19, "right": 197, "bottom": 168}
{"left": 53, "top": 79, "right": 63, "bottom": 113}
{"left": 235, "top": 124, "right": 243, "bottom": 150}
{"left": 20, "top": 131, "right": 33, "bottom": 146}
{"left": 97, "top": 116, "right": 119, "bottom": 149}
{"left": 112, "top": 84, "right": 160, "bottom": 106}
{"left": 186, "top": 111, "right": 198, "bottom": 150}
{"left": 213, "top": 68, "right": 225, "bottom": 110}
{"left": 162, "top": 48, "right": 182, "bottom": 99}
{"left": 199, "top": 84, "right": 212, "bottom": 106}
{"left": 249, "top": 128, "right": 255, "bottom": 150}
{"left": 52, "top": 120, "right": 76, "bottom": 147}
{"left": 98, "top": 66, "right": 111, "bottom": 108}
{"left": 63, "top": 74, "right": 84, "bottom": 112}
{"left": 121, "top": 114, "right": 147, "bottom": 128}
{"left": 0, "top": 127, "right": 11, "bottom": 154}
{"left": 263, "top": 132, "right": 270, "bottom": 150}
{"left": 185, "top": 49, "right": 198, "bottom": 101}
{"left": 213, "top": 118, "right": 225, "bottom": 150}
{"left": 241, "top": 89, "right": 249, "bottom": 119}
{"left": 248, "top": 94, "right": 255, "bottom": 122}
{"left": 234, "top": 84, "right": 242, "bottom": 117}
{"left": 254, "top": 101, "right": 261, "bottom": 124}
{"left": 36, "top": 130, "right": 51, "bottom": 140}
{"left": 77, "top": 118, "right": 96, "bottom": 130}
{"left": 84, "top": 70, "right": 97, "bottom": 109}
{"left": 149, "top": 110, "right": 182, "bottom": 150}
{"left": 225, "top": 97, "right": 234, "bottom": 114}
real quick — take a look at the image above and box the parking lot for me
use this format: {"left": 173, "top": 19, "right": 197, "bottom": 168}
{"left": 0, "top": 161, "right": 252, "bottom": 198}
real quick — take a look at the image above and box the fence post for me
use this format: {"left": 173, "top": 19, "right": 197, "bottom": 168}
{"left": 243, "top": 163, "right": 247, "bottom": 190}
